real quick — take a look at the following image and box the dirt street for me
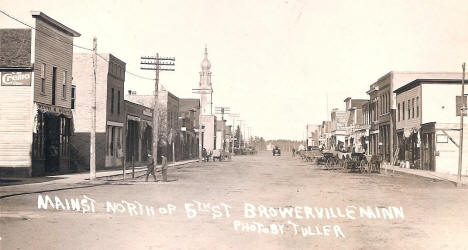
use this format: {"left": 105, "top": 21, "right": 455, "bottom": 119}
{"left": 1, "top": 152, "right": 468, "bottom": 250}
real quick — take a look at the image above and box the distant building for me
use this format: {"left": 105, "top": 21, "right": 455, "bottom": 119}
{"left": 72, "top": 53, "right": 126, "bottom": 169}
{"left": 394, "top": 79, "right": 468, "bottom": 175}
{"left": 330, "top": 109, "right": 346, "bottom": 150}
{"left": 306, "top": 124, "right": 320, "bottom": 149}
{"left": 0, "top": 12, "right": 80, "bottom": 177}
{"left": 343, "top": 97, "right": 368, "bottom": 152}
{"left": 179, "top": 98, "right": 201, "bottom": 159}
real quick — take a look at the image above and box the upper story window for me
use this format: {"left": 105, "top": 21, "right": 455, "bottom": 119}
{"left": 117, "top": 90, "right": 121, "bottom": 114}
{"left": 397, "top": 103, "right": 400, "bottom": 122}
{"left": 416, "top": 97, "right": 419, "bottom": 117}
{"left": 71, "top": 85, "right": 76, "bottom": 109}
{"left": 62, "top": 71, "right": 67, "bottom": 99}
{"left": 407, "top": 100, "right": 411, "bottom": 119}
{"left": 402, "top": 102, "right": 405, "bottom": 120}
{"left": 412, "top": 98, "right": 415, "bottom": 118}
{"left": 40, "top": 63, "right": 46, "bottom": 93}
{"left": 111, "top": 88, "right": 115, "bottom": 113}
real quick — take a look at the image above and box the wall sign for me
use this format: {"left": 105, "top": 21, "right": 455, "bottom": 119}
{"left": 1, "top": 72, "right": 32, "bottom": 86}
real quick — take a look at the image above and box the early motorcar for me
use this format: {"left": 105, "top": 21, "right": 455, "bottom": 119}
{"left": 272, "top": 146, "right": 281, "bottom": 156}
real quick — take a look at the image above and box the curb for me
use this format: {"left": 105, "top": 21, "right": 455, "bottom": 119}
{"left": 98, "top": 160, "right": 199, "bottom": 181}
{"left": 381, "top": 166, "right": 464, "bottom": 185}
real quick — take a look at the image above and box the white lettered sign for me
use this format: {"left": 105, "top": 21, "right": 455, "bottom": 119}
{"left": 1, "top": 72, "right": 32, "bottom": 86}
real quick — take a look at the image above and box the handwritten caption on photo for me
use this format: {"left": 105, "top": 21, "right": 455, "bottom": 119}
{"left": 37, "top": 194, "right": 405, "bottom": 238}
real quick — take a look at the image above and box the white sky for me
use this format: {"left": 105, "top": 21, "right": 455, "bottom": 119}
{"left": 2, "top": 0, "right": 468, "bottom": 140}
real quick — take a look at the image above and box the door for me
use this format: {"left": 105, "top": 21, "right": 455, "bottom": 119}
{"left": 52, "top": 67, "right": 57, "bottom": 105}
{"left": 44, "top": 114, "right": 60, "bottom": 172}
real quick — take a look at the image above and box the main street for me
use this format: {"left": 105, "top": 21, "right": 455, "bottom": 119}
{"left": 1, "top": 152, "right": 468, "bottom": 250}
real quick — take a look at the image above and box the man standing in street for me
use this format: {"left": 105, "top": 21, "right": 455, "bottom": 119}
{"left": 161, "top": 154, "right": 168, "bottom": 182}
{"left": 145, "top": 151, "right": 157, "bottom": 182}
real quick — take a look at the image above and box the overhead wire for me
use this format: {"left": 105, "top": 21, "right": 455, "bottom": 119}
{"left": 0, "top": 9, "right": 154, "bottom": 81}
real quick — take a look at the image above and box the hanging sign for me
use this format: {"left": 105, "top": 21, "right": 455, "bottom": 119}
{"left": 1, "top": 72, "right": 32, "bottom": 86}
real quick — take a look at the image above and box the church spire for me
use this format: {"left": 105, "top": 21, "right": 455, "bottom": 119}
{"left": 201, "top": 45, "right": 211, "bottom": 70}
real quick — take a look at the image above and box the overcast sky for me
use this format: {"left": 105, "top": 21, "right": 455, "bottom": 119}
{"left": 2, "top": 0, "right": 468, "bottom": 140}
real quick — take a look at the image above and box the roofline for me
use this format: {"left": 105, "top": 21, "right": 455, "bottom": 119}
{"left": 394, "top": 79, "right": 466, "bottom": 94}
{"left": 31, "top": 11, "right": 81, "bottom": 37}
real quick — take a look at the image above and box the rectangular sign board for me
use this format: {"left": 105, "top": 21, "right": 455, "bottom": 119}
{"left": 1, "top": 72, "right": 32, "bottom": 86}
{"left": 456, "top": 96, "right": 467, "bottom": 116}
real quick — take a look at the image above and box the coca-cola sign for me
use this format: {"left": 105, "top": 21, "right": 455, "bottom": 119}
{"left": 1, "top": 72, "right": 32, "bottom": 86}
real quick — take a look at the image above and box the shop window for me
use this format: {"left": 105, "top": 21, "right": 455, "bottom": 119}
{"left": 110, "top": 126, "right": 115, "bottom": 156}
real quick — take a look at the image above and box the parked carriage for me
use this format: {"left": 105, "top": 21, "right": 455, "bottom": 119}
{"left": 358, "top": 154, "right": 382, "bottom": 173}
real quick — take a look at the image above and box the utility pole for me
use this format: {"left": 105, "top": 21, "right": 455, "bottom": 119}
{"left": 458, "top": 62, "right": 466, "bottom": 187}
{"left": 238, "top": 120, "right": 244, "bottom": 149}
{"left": 215, "top": 106, "right": 230, "bottom": 151}
{"left": 90, "top": 37, "right": 97, "bottom": 180}
{"left": 230, "top": 113, "right": 239, "bottom": 153}
{"left": 141, "top": 54, "right": 175, "bottom": 171}
{"left": 215, "top": 106, "right": 230, "bottom": 121}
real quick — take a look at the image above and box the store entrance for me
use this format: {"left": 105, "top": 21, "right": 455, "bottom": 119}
{"left": 44, "top": 114, "right": 60, "bottom": 173}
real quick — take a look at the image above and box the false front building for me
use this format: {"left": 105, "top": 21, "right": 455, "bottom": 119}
{"left": 0, "top": 11, "right": 80, "bottom": 177}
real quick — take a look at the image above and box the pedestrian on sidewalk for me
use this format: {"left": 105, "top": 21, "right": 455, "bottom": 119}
{"left": 292, "top": 148, "right": 296, "bottom": 157}
{"left": 145, "top": 152, "right": 157, "bottom": 182}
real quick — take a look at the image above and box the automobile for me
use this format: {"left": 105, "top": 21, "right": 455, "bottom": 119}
{"left": 272, "top": 146, "right": 281, "bottom": 156}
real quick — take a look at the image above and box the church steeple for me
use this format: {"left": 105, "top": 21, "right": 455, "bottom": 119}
{"left": 199, "top": 46, "right": 213, "bottom": 115}
{"left": 200, "top": 45, "right": 211, "bottom": 71}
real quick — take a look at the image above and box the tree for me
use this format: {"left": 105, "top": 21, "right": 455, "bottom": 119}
{"left": 234, "top": 125, "right": 242, "bottom": 148}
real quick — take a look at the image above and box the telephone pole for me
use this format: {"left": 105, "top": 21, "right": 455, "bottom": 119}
{"left": 215, "top": 106, "right": 230, "bottom": 121}
{"left": 90, "top": 37, "right": 97, "bottom": 180}
{"left": 230, "top": 113, "right": 239, "bottom": 153}
{"left": 141, "top": 54, "right": 175, "bottom": 170}
{"left": 458, "top": 63, "right": 466, "bottom": 188}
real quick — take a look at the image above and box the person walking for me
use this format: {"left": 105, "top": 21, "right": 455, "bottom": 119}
{"left": 145, "top": 152, "right": 157, "bottom": 182}
{"left": 292, "top": 148, "right": 296, "bottom": 157}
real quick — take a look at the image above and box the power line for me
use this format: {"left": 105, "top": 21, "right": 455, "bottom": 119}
{"left": 0, "top": 9, "right": 154, "bottom": 81}
{"left": 0, "top": 9, "right": 93, "bottom": 51}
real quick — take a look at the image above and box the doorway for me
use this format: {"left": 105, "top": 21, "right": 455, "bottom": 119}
{"left": 44, "top": 114, "right": 60, "bottom": 172}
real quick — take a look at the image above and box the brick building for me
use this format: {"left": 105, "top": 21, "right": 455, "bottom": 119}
{"left": 179, "top": 98, "right": 200, "bottom": 159}
{"left": 0, "top": 11, "right": 80, "bottom": 177}
{"left": 72, "top": 53, "right": 126, "bottom": 169}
